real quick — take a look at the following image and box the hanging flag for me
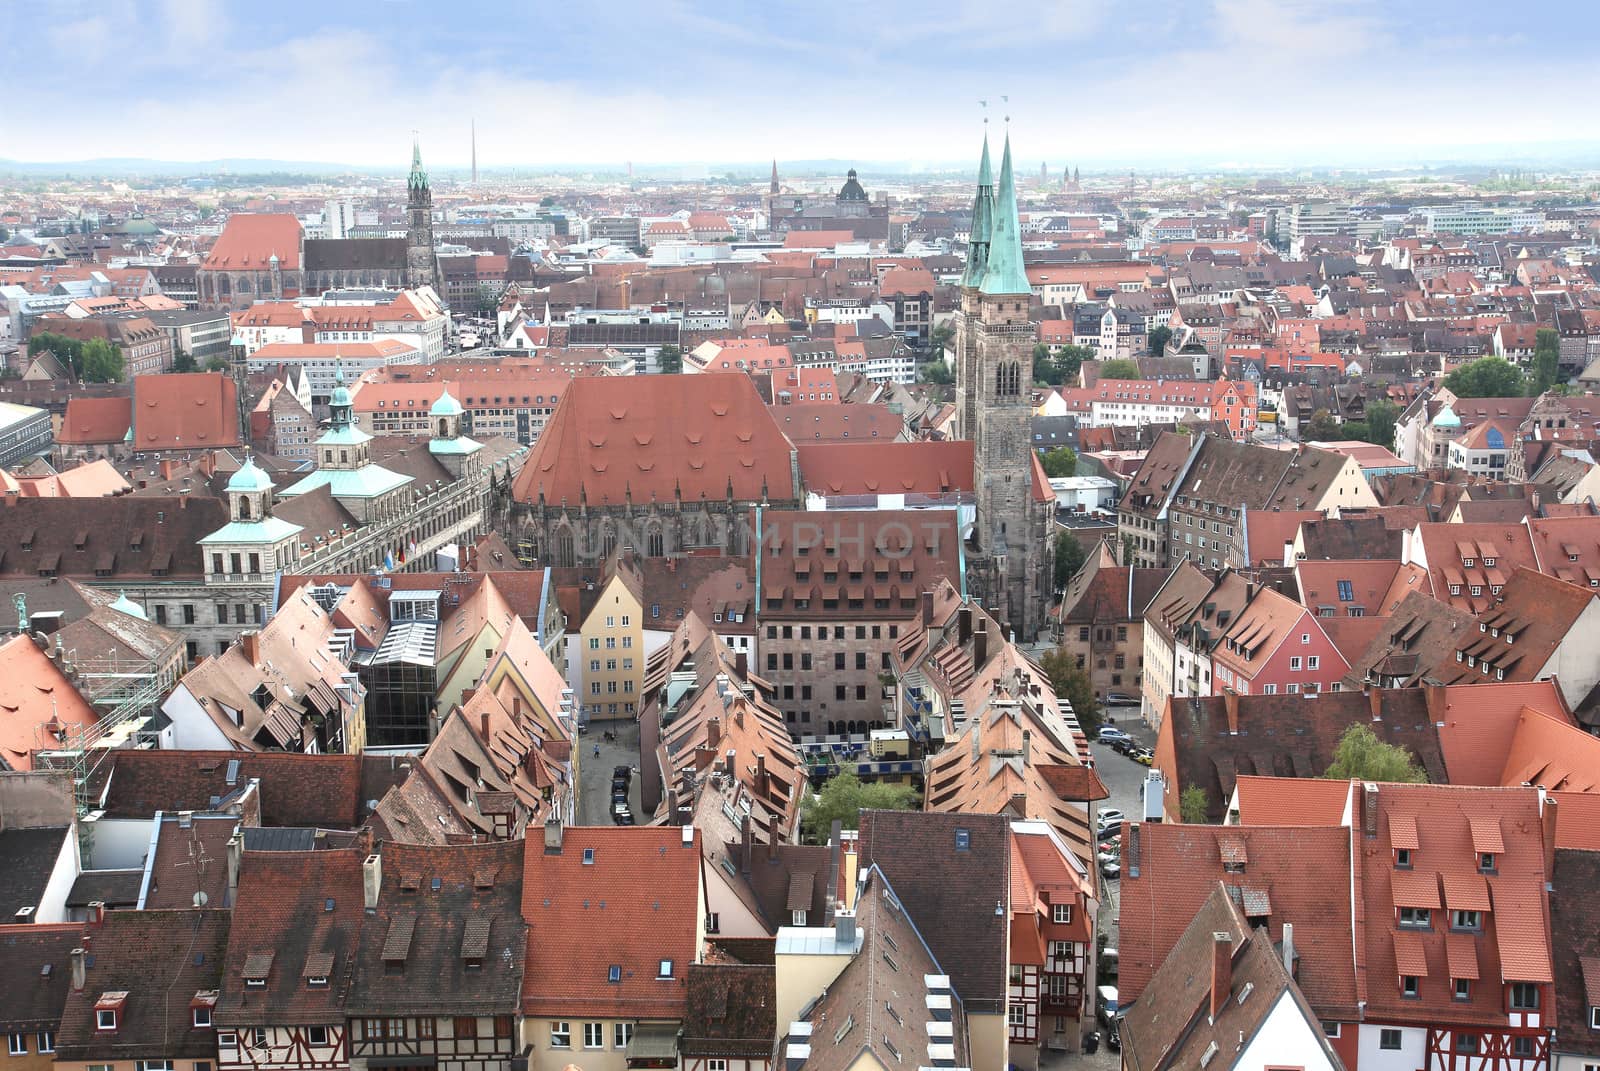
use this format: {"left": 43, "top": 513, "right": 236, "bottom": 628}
{"left": 383, "top": 551, "right": 395, "bottom": 571}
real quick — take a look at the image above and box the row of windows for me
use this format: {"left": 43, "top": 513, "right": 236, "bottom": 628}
{"left": 766, "top": 623, "right": 900, "bottom": 641}
{"left": 587, "top": 636, "right": 634, "bottom": 650}
{"left": 6, "top": 1032, "right": 53, "bottom": 1055}
{"left": 768, "top": 651, "right": 890, "bottom": 672}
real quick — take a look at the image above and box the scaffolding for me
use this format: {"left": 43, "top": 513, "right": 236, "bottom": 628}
{"left": 35, "top": 671, "right": 166, "bottom": 828}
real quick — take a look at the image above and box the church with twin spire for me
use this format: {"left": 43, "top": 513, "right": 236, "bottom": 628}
{"left": 955, "top": 126, "right": 1055, "bottom": 642}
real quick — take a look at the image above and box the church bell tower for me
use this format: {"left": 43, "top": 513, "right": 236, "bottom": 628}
{"left": 406, "top": 137, "right": 438, "bottom": 295}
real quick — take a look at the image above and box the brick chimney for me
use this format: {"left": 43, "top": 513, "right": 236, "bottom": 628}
{"left": 363, "top": 853, "right": 381, "bottom": 910}
{"left": 543, "top": 814, "right": 563, "bottom": 854}
{"left": 240, "top": 631, "right": 260, "bottom": 665}
{"left": 706, "top": 716, "right": 721, "bottom": 749}
{"left": 1362, "top": 782, "right": 1379, "bottom": 838}
{"left": 973, "top": 616, "right": 989, "bottom": 667}
{"left": 1369, "top": 687, "right": 1384, "bottom": 722}
{"left": 1223, "top": 692, "right": 1240, "bottom": 735}
{"left": 1541, "top": 795, "right": 1558, "bottom": 882}
{"left": 922, "top": 590, "right": 934, "bottom": 627}
{"left": 70, "top": 948, "right": 86, "bottom": 991}
{"left": 1210, "top": 931, "right": 1234, "bottom": 1021}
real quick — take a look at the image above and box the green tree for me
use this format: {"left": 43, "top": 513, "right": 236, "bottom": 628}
{"left": 1041, "top": 648, "right": 1100, "bottom": 732}
{"left": 1306, "top": 407, "right": 1340, "bottom": 441}
{"left": 656, "top": 344, "right": 682, "bottom": 374}
{"left": 1364, "top": 398, "right": 1399, "bottom": 448}
{"left": 28, "top": 331, "right": 85, "bottom": 378}
{"left": 1145, "top": 325, "right": 1173, "bottom": 354}
{"left": 1054, "top": 344, "right": 1092, "bottom": 384}
{"left": 204, "top": 355, "right": 230, "bottom": 372}
{"left": 1120, "top": 532, "right": 1140, "bottom": 566}
{"left": 917, "top": 360, "right": 953, "bottom": 385}
{"left": 800, "top": 771, "right": 918, "bottom": 843}
{"left": 929, "top": 322, "right": 954, "bottom": 356}
{"left": 1032, "top": 343, "right": 1057, "bottom": 384}
{"left": 1531, "top": 327, "right": 1560, "bottom": 395}
{"left": 1179, "top": 785, "right": 1211, "bottom": 824}
{"left": 1100, "top": 358, "right": 1140, "bottom": 380}
{"left": 1040, "top": 445, "right": 1077, "bottom": 478}
{"left": 1053, "top": 530, "right": 1087, "bottom": 590}
{"left": 170, "top": 348, "right": 197, "bottom": 373}
{"left": 80, "top": 338, "right": 124, "bottom": 383}
{"left": 1323, "top": 723, "right": 1428, "bottom": 783}
{"left": 1443, "top": 355, "right": 1526, "bottom": 398}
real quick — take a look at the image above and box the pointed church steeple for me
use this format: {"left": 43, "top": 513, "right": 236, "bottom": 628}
{"left": 978, "top": 132, "right": 1030, "bottom": 296}
{"left": 770, "top": 159, "right": 780, "bottom": 194}
{"left": 408, "top": 136, "right": 429, "bottom": 194}
{"left": 960, "top": 133, "right": 995, "bottom": 289}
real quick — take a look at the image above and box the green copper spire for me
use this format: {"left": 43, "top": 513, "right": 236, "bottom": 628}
{"left": 979, "top": 132, "right": 1030, "bottom": 296}
{"left": 408, "top": 136, "right": 429, "bottom": 194}
{"left": 960, "top": 133, "right": 995, "bottom": 289}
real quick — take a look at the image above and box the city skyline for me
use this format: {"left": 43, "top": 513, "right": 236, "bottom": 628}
{"left": 9, "top": 0, "right": 1600, "bottom": 172}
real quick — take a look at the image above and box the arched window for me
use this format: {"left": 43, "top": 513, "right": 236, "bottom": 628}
{"left": 647, "top": 527, "right": 664, "bottom": 557}
{"left": 600, "top": 522, "right": 617, "bottom": 558}
{"left": 554, "top": 527, "right": 575, "bottom": 567}
{"left": 995, "top": 361, "right": 1021, "bottom": 397}
{"left": 438, "top": 417, "right": 449, "bottom": 438}
{"left": 238, "top": 497, "right": 252, "bottom": 520}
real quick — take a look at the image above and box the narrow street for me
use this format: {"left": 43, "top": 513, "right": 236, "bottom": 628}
{"left": 576, "top": 718, "right": 644, "bottom": 826}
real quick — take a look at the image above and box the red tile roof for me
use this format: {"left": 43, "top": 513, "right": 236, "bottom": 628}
{"left": 795, "top": 440, "right": 973, "bottom": 496}
{"left": 0, "top": 634, "right": 99, "bottom": 771}
{"left": 131, "top": 373, "right": 240, "bottom": 450}
{"left": 203, "top": 214, "right": 303, "bottom": 271}
{"left": 520, "top": 825, "right": 701, "bottom": 1018}
{"left": 511, "top": 374, "right": 798, "bottom": 507}
{"left": 58, "top": 396, "right": 132, "bottom": 445}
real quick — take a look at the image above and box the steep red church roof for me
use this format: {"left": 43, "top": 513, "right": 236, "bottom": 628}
{"left": 203, "top": 213, "right": 303, "bottom": 271}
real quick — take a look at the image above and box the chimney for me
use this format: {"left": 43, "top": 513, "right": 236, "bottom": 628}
{"left": 921, "top": 589, "right": 934, "bottom": 626}
{"left": 240, "top": 631, "right": 260, "bottom": 665}
{"left": 70, "top": 948, "right": 86, "bottom": 991}
{"left": 1021, "top": 729, "right": 1032, "bottom": 766}
{"left": 1282, "top": 540, "right": 1294, "bottom": 568}
{"left": 1541, "top": 796, "right": 1558, "bottom": 883}
{"left": 1210, "top": 932, "right": 1234, "bottom": 1021}
{"left": 740, "top": 812, "right": 753, "bottom": 876}
{"left": 957, "top": 606, "right": 972, "bottom": 645}
{"left": 543, "top": 814, "right": 563, "bottom": 853}
{"left": 1281, "top": 922, "right": 1296, "bottom": 978}
{"left": 88, "top": 901, "right": 105, "bottom": 927}
{"left": 227, "top": 832, "right": 243, "bottom": 902}
{"left": 706, "top": 716, "right": 721, "bottom": 749}
{"left": 1362, "top": 782, "right": 1379, "bottom": 838}
{"left": 834, "top": 907, "right": 857, "bottom": 946}
{"left": 363, "top": 853, "right": 381, "bottom": 910}
{"left": 973, "top": 617, "right": 989, "bottom": 667}
{"left": 724, "top": 748, "right": 737, "bottom": 779}
{"left": 755, "top": 752, "right": 768, "bottom": 796}
{"left": 479, "top": 710, "right": 491, "bottom": 742}
{"left": 1369, "top": 687, "right": 1384, "bottom": 722}
{"left": 1223, "top": 692, "right": 1240, "bottom": 735}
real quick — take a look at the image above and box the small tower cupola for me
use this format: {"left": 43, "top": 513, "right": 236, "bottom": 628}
{"left": 227, "top": 454, "right": 275, "bottom": 523}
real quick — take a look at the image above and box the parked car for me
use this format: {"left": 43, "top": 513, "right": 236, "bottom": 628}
{"left": 1099, "top": 947, "right": 1119, "bottom": 983}
{"left": 1110, "top": 737, "right": 1139, "bottom": 755}
{"left": 1104, "top": 692, "right": 1139, "bottom": 706}
{"left": 1096, "top": 726, "right": 1131, "bottom": 743}
{"left": 1096, "top": 985, "right": 1121, "bottom": 1026}
{"left": 1096, "top": 807, "right": 1126, "bottom": 828}
{"left": 1100, "top": 859, "right": 1121, "bottom": 879}
{"left": 611, "top": 802, "right": 632, "bottom": 825}
{"left": 613, "top": 765, "right": 632, "bottom": 782}
{"left": 1133, "top": 747, "right": 1154, "bottom": 766}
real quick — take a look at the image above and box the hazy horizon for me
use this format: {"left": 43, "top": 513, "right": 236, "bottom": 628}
{"left": 10, "top": 0, "right": 1600, "bottom": 175}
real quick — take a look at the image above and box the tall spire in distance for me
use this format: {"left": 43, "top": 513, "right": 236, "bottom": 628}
{"left": 960, "top": 131, "right": 995, "bottom": 289}
{"left": 408, "top": 134, "right": 429, "bottom": 194}
{"left": 978, "top": 129, "right": 1030, "bottom": 296}
{"left": 770, "top": 159, "right": 780, "bottom": 194}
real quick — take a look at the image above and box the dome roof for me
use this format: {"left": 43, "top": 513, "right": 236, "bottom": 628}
{"left": 837, "top": 168, "right": 868, "bottom": 203}
{"left": 109, "top": 591, "right": 147, "bottom": 621}
{"left": 228, "top": 457, "right": 273, "bottom": 494}
{"left": 330, "top": 384, "right": 353, "bottom": 409}
{"left": 1432, "top": 403, "right": 1461, "bottom": 428}
{"left": 430, "top": 388, "right": 464, "bottom": 418}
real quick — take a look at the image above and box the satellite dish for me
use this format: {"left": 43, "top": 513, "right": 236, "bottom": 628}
{"left": 193, "top": 891, "right": 209, "bottom": 908}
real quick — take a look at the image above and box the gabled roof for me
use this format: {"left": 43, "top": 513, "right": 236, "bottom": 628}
{"left": 131, "top": 373, "right": 240, "bottom": 451}
{"left": 54, "top": 910, "right": 230, "bottom": 1061}
{"left": 859, "top": 810, "right": 1009, "bottom": 1014}
{"left": 1550, "top": 848, "right": 1600, "bottom": 1058}
{"left": 203, "top": 214, "right": 302, "bottom": 271}
{"left": 681, "top": 963, "right": 777, "bottom": 1059}
{"left": 1123, "top": 882, "right": 1341, "bottom": 1071}
{"left": 0, "top": 634, "right": 98, "bottom": 771}
{"left": 512, "top": 373, "right": 798, "bottom": 506}
{"left": 520, "top": 825, "right": 700, "bottom": 1019}
{"left": 350, "top": 840, "right": 526, "bottom": 1015}
{"left": 219, "top": 848, "right": 365, "bottom": 1025}
{"left": 57, "top": 396, "right": 132, "bottom": 445}
{"left": 795, "top": 439, "right": 973, "bottom": 496}
{"left": 0, "top": 922, "right": 83, "bottom": 1033}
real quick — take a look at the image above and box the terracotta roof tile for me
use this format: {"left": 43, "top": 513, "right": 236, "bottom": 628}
{"left": 203, "top": 214, "right": 303, "bottom": 271}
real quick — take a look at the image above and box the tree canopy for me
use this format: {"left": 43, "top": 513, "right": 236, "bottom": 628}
{"left": 1099, "top": 358, "right": 1141, "bottom": 380}
{"left": 1053, "top": 530, "right": 1087, "bottom": 590}
{"left": 800, "top": 772, "right": 918, "bottom": 842}
{"left": 1034, "top": 344, "right": 1093, "bottom": 386}
{"left": 1040, "top": 648, "right": 1100, "bottom": 732}
{"left": 1179, "top": 785, "right": 1210, "bottom": 823}
{"left": 1323, "top": 723, "right": 1428, "bottom": 783}
{"left": 81, "top": 338, "right": 124, "bottom": 383}
{"left": 1531, "top": 327, "right": 1560, "bottom": 395}
{"left": 1443, "top": 356, "right": 1526, "bottom": 398}
{"left": 1145, "top": 325, "right": 1173, "bottom": 354}
{"left": 918, "top": 359, "right": 953, "bottom": 385}
{"left": 170, "top": 349, "right": 197, "bottom": 373}
{"left": 1039, "top": 445, "right": 1077, "bottom": 478}
{"left": 656, "top": 344, "right": 682, "bottom": 374}
{"left": 1306, "top": 408, "right": 1340, "bottom": 441}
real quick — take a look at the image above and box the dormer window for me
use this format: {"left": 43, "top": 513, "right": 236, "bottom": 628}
{"left": 1401, "top": 975, "right": 1420, "bottom": 998}
{"left": 193, "top": 1007, "right": 212, "bottom": 1028}
{"left": 1462, "top": 557, "right": 1474, "bottom": 568}
{"left": 1399, "top": 907, "right": 1430, "bottom": 929}
{"left": 97, "top": 1011, "right": 117, "bottom": 1032}
{"left": 1396, "top": 848, "right": 1412, "bottom": 869}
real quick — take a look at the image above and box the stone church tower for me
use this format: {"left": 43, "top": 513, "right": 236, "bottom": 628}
{"left": 955, "top": 130, "right": 1053, "bottom": 641}
{"left": 406, "top": 138, "right": 438, "bottom": 293}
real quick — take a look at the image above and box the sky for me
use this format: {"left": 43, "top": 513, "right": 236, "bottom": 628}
{"left": 8, "top": 0, "right": 1600, "bottom": 172}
